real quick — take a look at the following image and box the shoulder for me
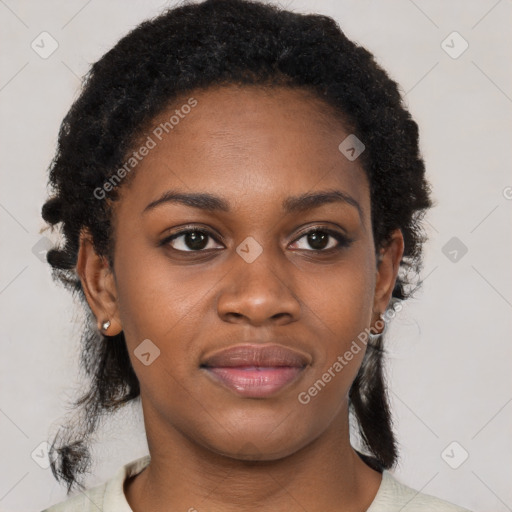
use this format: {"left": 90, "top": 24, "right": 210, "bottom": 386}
{"left": 367, "top": 470, "right": 473, "bottom": 512}
{"left": 41, "top": 455, "right": 151, "bottom": 512}
{"left": 41, "top": 480, "right": 108, "bottom": 512}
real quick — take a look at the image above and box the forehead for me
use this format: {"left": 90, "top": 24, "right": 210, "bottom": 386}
{"left": 116, "top": 85, "right": 371, "bottom": 224}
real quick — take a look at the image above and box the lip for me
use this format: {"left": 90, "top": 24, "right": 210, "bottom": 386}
{"left": 201, "top": 343, "right": 310, "bottom": 398}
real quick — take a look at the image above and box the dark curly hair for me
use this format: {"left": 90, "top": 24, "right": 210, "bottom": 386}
{"left": 41, "top": 0, "right": 432, "bottom": 494}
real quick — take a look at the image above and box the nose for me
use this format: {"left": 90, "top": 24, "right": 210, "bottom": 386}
{"left": 216, "top": 245, "right": 301, "bottom": 326}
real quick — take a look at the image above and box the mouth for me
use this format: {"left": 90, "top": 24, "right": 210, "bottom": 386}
{"left": 200, "top": 344, "right": 310, "bottom": 398}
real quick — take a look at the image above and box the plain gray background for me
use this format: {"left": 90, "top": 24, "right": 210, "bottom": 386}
{"left": 1, "top": 1, "right": 511, "bottom": 511}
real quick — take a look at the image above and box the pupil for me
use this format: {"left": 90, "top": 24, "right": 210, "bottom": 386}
{"left": 186, "top": 231, "right": 208, "bottom": 250}
{"left": 308, "top": 231, "right": 328, "bottom": 250}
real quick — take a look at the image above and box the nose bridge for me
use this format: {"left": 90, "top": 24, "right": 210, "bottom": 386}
{"left": 216, "top": 235, "right": 301, "bottom": 324}
{"left": 236, "top": 236, "right": 283, "bottom": 290}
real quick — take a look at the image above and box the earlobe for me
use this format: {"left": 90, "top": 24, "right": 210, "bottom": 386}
{"left": 372, "top": 228, "right": 404, "bottom": 321}
{"left": 76, "top": 229, "right": 123, "bottom": 336}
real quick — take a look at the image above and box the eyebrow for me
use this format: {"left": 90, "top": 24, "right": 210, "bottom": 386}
{"left": 143, "top": 188, "right": 363, "bottom": 222}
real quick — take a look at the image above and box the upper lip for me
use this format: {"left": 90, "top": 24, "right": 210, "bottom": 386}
{"left": 201, "top": 343, "right": 310, "bottom": 368}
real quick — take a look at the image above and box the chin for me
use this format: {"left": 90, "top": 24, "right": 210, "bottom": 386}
{"left": 203, "top": 421, "right": 314, "bottom": 463}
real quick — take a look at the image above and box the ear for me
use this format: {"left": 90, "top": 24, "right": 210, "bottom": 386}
{"left": 372, "top": 228, "right": 404, "bottom": 329}
{"left": 76, "top": 228, "right": 123, "bottom": 336}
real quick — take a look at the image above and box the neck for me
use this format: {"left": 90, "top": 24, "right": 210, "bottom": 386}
{"left": 125, "top": 408, "right": 382, "bottom": 512}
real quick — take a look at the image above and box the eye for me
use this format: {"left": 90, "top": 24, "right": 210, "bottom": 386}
{"left": 160, "top": 226, "right": 352, "bottom": 253}
{"left": 160, "top": 228, "right": 223, "bottom": 252}
{"left": 290, "top": 228, "right": 352, "bottom": 252}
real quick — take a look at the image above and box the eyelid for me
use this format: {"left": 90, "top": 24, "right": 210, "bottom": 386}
{"left": 293, "top": 224, "right": 349, "bottom": 240}
{"left": 158, "top": 225, "right": 224, "bottom": 249}
{"left": 290, "top": 227, "right": 353, "bottom": 251}
{"left": 160, "top": 224, "right": 352, "bottom": 251}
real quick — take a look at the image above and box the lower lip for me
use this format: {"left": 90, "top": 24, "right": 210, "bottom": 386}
{"left": 203, "top": 366, "right": 304, "bottom": 398}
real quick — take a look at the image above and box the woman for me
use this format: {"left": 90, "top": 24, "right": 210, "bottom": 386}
{"left": 41, "top": 0, "right": 472, "bottom": 510}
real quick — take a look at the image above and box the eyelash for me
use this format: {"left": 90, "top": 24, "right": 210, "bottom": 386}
{"left": 159, "top": 226, "right": 353, "bottom": 253}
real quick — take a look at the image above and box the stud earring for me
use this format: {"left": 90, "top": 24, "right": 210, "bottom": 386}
{"left": 101, "top": 320, "right": 111, "bottom": 332}
{"left": 368, "top": 313, "right": 387, "bottom": 343}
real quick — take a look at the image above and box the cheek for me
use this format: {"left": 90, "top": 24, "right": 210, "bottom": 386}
{"left": 293, "top": 256, "right": 375, "bottom": 408}
{"left": 298, "top": 253, "right": 375, "bottom": 345}
{"left": 113, "top": 242, "right": 204, "bottom": 345}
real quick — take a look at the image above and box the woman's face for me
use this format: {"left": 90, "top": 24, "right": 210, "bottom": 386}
{"left": 80, "top": 85, "right": 403, "bottom": 460}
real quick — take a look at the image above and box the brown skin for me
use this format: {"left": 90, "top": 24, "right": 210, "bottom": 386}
{"left": 77, "top": 85, "right": 404, "bottom": 512}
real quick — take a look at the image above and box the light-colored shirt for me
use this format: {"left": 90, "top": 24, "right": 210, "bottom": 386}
{"left": 42, "top": 455, "right": 472, "bottom": 511}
